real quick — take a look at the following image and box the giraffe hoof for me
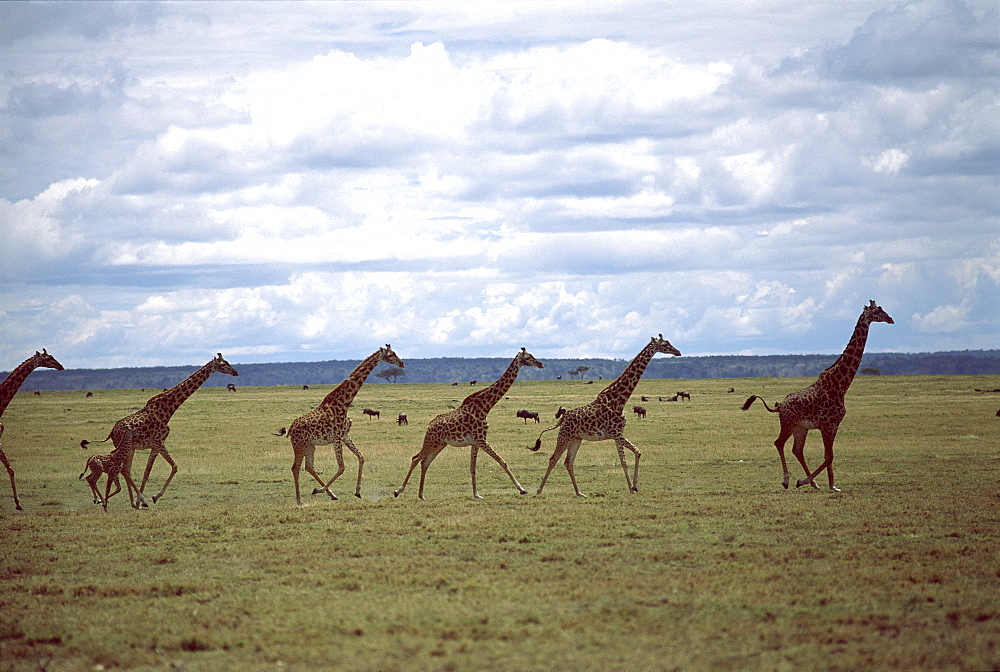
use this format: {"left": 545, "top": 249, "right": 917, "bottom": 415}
{"left": 354, "top": 493, "right": 362, "bottom": 499}
{"left": 830, "top": 486, "right": 841, "bottom": 493}
{"left": 782, "top": 482, "right": 789, "bottom": 489}
{"left": 393, "top": 490, "right": 401, "bottom": 498}
{"left": 15, "top": 504, "right": 23, "bottom": 511}
{"left": 519, "top": 489, "right": 527, "bottom": 495}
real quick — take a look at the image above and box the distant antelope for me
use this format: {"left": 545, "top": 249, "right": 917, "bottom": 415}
{"left": 397, "top": 413, "right": 408, "bottom": 425}
{"left": 363, "top": 408, "right": 380, "bottom": 421}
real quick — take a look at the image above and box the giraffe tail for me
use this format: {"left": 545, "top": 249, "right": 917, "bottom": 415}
{"left": 741, "top": 395, "right": 778, "bottom": 412}
{"left": 529, "top": 422, "right": 562, "bottom": 451}
{"left": 80, "top": 432, "right": 113, "bottom": 449}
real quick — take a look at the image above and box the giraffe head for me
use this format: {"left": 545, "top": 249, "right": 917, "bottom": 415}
{"left": 379, "top": 344, "right": 405, "bottom": 369}
{"left": 862, "top": 300, "right": 894, "bottom": 325}
{"left": 650, "top": 334, "right": 681, "bottom": 357}
{"left": 33, "top": 349, "right": 65, "bottom": 371}
{"left": 210, "top": 353, "right": 239, "bottom": 377}
{"left": 515, "top": 347, "right": 544, "bottom": 370}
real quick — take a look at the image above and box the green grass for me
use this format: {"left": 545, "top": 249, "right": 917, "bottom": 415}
{"left": 1, "top": 375, "right": 998, "bottom": 671}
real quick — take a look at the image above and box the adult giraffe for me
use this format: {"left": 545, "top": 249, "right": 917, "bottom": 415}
{"left": 81, "top": 353, "right": 238, "bottom": 507}
{"left": 532, "top": 335, "right": 680, "bottom": 496}
{"left": 742, "top": 300, "right": 894, "bottom": 492}
{"left": 0, "top": 349, "right": 64, "bottom": 509}
{"left": 289, "top": 345, "right": 405, "bottom": 505}
{"left": 394, "top": 348, "right": 543, "bottom": 500}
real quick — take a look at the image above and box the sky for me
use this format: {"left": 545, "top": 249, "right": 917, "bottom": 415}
{"left": 1, "top": 0, "right": 997, "bottom": 370}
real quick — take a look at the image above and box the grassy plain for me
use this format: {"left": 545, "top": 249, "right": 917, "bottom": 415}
{"left": 0, "top": 374, "right": 997, "bottom": 671}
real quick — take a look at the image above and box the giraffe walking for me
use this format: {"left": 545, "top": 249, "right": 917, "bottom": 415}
{"left": 289, "top": 345, "right": 405, "bottom": 505}
{"left": 80, "top": 353, "right": 239, "bottom": 508}
{"left": 0, "top": 349, "right": 65, "bottom": 510}
{"left": 395, "top": 348, "right": 544, "bottom": 500}
{"left": 742, "top": 300, "right": 894, "bottom": 492}
{"left": 533, "top": 335, "right": 680, "bottom": 496}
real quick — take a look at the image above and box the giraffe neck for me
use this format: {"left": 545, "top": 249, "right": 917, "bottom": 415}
{"left": 320, "top": 350, "right": 384, "bottom": 408}
{"left": 596, "top": 344, "right": 657, "bottom": 413}
{"left": 816, "top": 314, "right": 872, "bottom": 397}
{"left": 462, "top": 356, "right": 523, "bottom": 414}
{"left": 143, "top": 361, "right": 216, "bottom": 420}
{"left": 0, "top": 357, "right": 41, "bottom": 416}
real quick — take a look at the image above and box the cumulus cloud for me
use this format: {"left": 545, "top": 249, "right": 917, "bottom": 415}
{"left": 0, "top": 0, "right": 997, "bottom": 368}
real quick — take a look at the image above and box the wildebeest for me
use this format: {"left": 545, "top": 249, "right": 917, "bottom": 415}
{"left": 398, "top": 413, "right": 408, "bottom": 425}
{"left": 516, "top": 409, "right": 540, "bottom": 424}
{"left": 227, "top": 383, "right": 236, "bottom": 392}
{"left": 632, "top": 406, "right": 646, "bottom": 419}
{"left": 271, "top": 427, "right": 287, "bottom": 437}
{"left": 363, "top": 408, "right": 380, "bottom": 420}
{"left": 677, "top": 391, "right": 690, "bottom": 401}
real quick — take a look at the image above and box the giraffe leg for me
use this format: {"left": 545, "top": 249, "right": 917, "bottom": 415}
{"left": 120, "top": 466, "right": 149, "bottom": 510}
{"left": 291, "top": 445, "right": 307, "bottom": 506}
{"left": 120, "top": 449, "right": 148, "bottom": 509}
{"left": 791, "top": 428, "right": 820, "bottom": 490}
{"left": 104, "top": 474, "right": 122, "bottom": 503}
{"left": 773, "top": 426, "right": 793, "bottom": 489}
{"left": 536, "top": 431, "right": 571, "bottom": 494}
{"left": 85, "top": 468, "right": 104, "bottom": 505}
{"left": 798, "top": 427, "right": 840, "bottom": 491}
{"left": 470, "top": 444, "right": 482, "bottom": 499}
{"left": 396, "top": 431, "right": 444, "bottom": 499}
{"left": 417, "top": 443, "right": 448, "bottom": 500}
{"left": 614, "top": 437, "right": 640, "bottom": 493}
{"left": 479, "top": 441, "right": 528, "bottom": 496}
{"left": 302, "top": 444, "right": 335, "bottom": 499}
{"left": 342, "top": 434, "right": 364, "bottom": 498}
{"left": 563, "top": 438, "right": 587, "bottom": 498}
{"left": 394, "top": 453, "right": 422, "bottom": 498}
{"left": 145, "top": 446, "right": 178, "bottom": 504}
{"left": 312, "top": 441, "right": 346, "bottom": 500}
{"left": 0, "top": 437, "right": 22, "bottom": 511}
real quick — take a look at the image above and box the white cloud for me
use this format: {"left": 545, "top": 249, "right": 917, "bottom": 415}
{"left": 911, "top": 302, "right": 971, "bottom": 333}
{"left": 0, "top": 0, "right": 997, "bottom": 369}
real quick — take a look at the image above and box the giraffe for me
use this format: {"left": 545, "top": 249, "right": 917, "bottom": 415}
{"left": 79, "top": 442, "right": 130, "bottom": 510}
{"left": 0, "top": 349, "right": 65, "bottom": 510}
{"left": 741, "top": 300, "right": 894, "bottom": 492}
{"left": 394, "top": 348, "right": 544, "bottom": 500}
{"left": 80, "top": 353, "right": 238, "bottom": 508}
{"left": 532, "top": 335, "right": 681, "bottom": 497}
{"left": 288, "top": 345, "right": 405, "bottom": 505}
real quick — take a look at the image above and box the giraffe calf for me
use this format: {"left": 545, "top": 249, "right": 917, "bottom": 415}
{"left": 79, "top": 450, "right": 126, "bottom": 510}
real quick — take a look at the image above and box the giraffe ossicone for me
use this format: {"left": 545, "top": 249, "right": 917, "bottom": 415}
{"left": 533, "top": 334, "right": 680, "bottom": 497}
{"left": 741, "top": 300, "right": 893, "bottom": 492}
{"left": 394, "top": 347, "right": 543, "bottom": 500}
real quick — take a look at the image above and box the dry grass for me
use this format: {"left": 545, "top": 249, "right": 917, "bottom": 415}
{"left": 1, "top": 375, "right": 998, "bottom": 670}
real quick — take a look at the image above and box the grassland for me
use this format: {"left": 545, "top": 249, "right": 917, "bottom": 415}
{"left": 1, "top": 375, "right": 997, "bottom": 671}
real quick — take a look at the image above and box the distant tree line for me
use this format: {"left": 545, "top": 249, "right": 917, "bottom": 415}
{"left": 10, "top": 350, "right": 1000, "bottom": 392}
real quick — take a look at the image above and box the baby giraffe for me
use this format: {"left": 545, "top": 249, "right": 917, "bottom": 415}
{"left": 79, "top": 442, "right": 132, "bottom": 511}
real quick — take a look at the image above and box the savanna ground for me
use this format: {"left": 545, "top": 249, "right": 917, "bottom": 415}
{"left": 0, "top": 374, "right": 997, "bottom": 671}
